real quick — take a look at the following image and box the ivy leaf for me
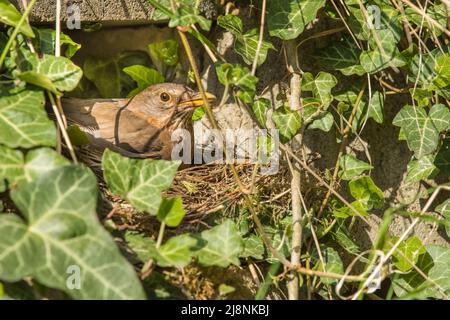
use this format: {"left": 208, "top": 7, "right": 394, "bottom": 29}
{"left": 356, "top": 91, "right": 384, "bottom": 127}
{"left": 393, "top": 104, "right": 449, "bottom": 158}
{"left": 390, "top": 236, "right": 426, "bottom": 273}
{"left": 0, "top": 0, "right": 34, "bottom": 37}
{"left": 217, "top": 14, "right": 243, "bottom": 35}
{"left": 234, "top": 28, "right": 275, "bottom": 66}
{"left": 436, "top": 200, "right": 450, "bottom": 238}
{"left": 315, "top": 36, "right": 364, "bottom": 76}
{"left": 195, "top": 220, "right": 243, "bottom": 267}
{"left": 393, "top": 245, "right": 450, "bottom": 299}
{"left": 301, "top": 72, "right": 337, "bottom": 108}
{"left": 312, "top": 245, "right": 344, "bottom": 285}
{"left": 406, "top": 2, "right": 448, "bottom": 36}
{"left": 241, "top": 235, "right": 264, "bottom": 260}
{"left": 405, "top": 155, "right": 436, "bottom": 184}
{"left": 0, "top": 90, "right": 56, "bottom": 148}
{"left": 0, "top": 146, "right": 69, "bottom": 186}
{"left": 123, "top": 65, "right": 164, "bottom": 97}
{"left": 272, "top": 105, "right": 301, "bottom": 142}
{"left": 148, "top": 39, "right": 179, "bottom": 72}
{"left": 17, "top": 50, "right": 83, "bottom": 92}
{"left": 102, "top": 149, "right": 180, "bottom": 214}
{"left": 360, "top": 30, "right": 406, "bottom": 74}
{"left": 266, "top": 0, "right": 326, "bottom": 40}
{"left": 215, "top": 63, "right": 258, "bottom": 103}
{"left": 156, "top": 197, "right": 186, "bottom": 227}
{"left": 0, "top": 165, "right": 145, "bottom": 299}
{"left": 349, "top": 176, "right": 384, "bottom": 210}
{"left": 84, "top": 56, "right": 121, "bottom": 98}
{"left": 169, "top": 6, "right": 211, "bottom": 31}
{"left": 308, "top": 111, "right": 333, "bottom": 132}
{"left": 156, "top": 235, "right": 198, "bottom": 267}
{"left": 34, "top": 29, "right": 81, "bottom": 58}
{"left": 339, "top": 155, "right": 373, "bottom": 180}
{"left": 252, "top": 98, "right": 270, "bottom": 127}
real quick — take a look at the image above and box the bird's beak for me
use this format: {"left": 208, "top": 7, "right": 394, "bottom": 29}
{"left": 178, "top": 91, "right": 216, "bottom": 109}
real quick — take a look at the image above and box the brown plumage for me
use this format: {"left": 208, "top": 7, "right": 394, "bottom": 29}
{"left": 61, "top": 83, "right": 215, "bottom": 163}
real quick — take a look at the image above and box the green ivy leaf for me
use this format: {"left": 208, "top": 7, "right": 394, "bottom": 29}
{"left": 406, "top": 2, "right": 448, "bottom": 36}
{"left": 218, "top": 15, "right": 274, "bottom": 66}
{"left": 393, "top": 245, "right": 450, "bottom": 299}
{"left": 0, "top": 146, "right": 69, "bottom": 186}
{"left": 148, "top": 39, "right": 179, "bottom": 72}
{"left": 102, "top": 149, "right": 180, "bottom": 214}
{"left": 34, "top": 29, "right": 81, "bottom": 58}
{"left": 360, "top": 30, "right": 406, "bottom": 74}
{"left": 315, "top": 36, "right": 364, "bottom": 76}
{"left": 390, "top": 236, "right": 426, "bottom": 273}
{"left": 195, "top": 220, "right": 243, "bottom": 267}
{"left": 339, "top": 155, "right": 373, "bottom": 181}
{"left": 349, "top": 176, "right": 384, "bottom": 210}
{"left": 436, "top": 200, "right": 450, "bottom": 238}
{"left": 84, "top": 56, "right": 121, "bottom": 98}
{"left": 215, "top": 63, "right": 258, "bottom": 103}
{"left": 17, "top": 50, "right": 83, "bottom": 92}
{"left": 0, "top": 90, "right": 56, "bottom": 148}
{"left": 0, "top": 0, "right": 34, "bottom": 37}
{"left": 312, "top": 245, "right": 344, "bottom": 285}
{"left": 252, "top": 98, "right": 270, "bottom": 127}
{"left": 405, "top": 155, "right": 436, "bottom": 183}
{"left": 393, "top": 104, "right": 450, "bottom": 158}
{"left": 123, "top": 65, "right": 164, "bottom": 97}
{"left": 217, "top": 14, "right": 243, "bottom": 35}
{"left": 301, "top": 72, "right": 337, "bottom": 108}
{"left": 127, "top": 232, "right": 198, "bottom": 268}
{"left": 156, "top": 197, "right": 186, "bottom": 227}
{"left": 266, "top": 0, "right": 326, "bottom": 40}
{"left": 272, "top": 105, "right": 301, "bottom": 142}
{"left": 308, "top": 111, "right": 333, "bottom": 132}
{"left": 241, "top": 235, "right": 265, "bottom": 260}
{"left": 169, "top": 6, "right": 211, "bottom": 31}
{"left": 0, "top": 165, "right": 145, "bottom": 299}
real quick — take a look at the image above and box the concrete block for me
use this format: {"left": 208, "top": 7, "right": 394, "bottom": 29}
{"left": 11, "top": 0, "right": 217, "bottom": 27}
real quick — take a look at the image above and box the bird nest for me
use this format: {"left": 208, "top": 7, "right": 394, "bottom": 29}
{"left": 168, "top": 163, "right": 290, "bottom": 218}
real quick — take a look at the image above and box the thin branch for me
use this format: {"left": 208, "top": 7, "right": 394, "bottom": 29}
{"left": 251, "top": 0, "right": 267, "bottom": 76}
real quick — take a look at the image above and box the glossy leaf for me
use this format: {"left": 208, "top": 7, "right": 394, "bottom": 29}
{"left": 266, "top": 0, "right": 326, "bottom": 40}
{"left": 339, "top": 155, "right": 373, "bottom": 180}
{"left": 0, "top": 90, "right": 56, "bottom": 148}
{"left": 0, "top": 166, "right": 145, "bottom": 299}
{"left": 102, "top": 149, "right": 180, "bottom": 214}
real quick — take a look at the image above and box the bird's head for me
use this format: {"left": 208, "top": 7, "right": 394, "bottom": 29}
{"left": 128, "top": 83, "right": 216, "bottom": 124}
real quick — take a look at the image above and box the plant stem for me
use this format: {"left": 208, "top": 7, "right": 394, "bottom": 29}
{"left": 0, "top": 0, "right": 37, "bottom": 70}
{"left": 285, "top": 40, "right": 303, "bottom": 300}
{"left": 251, "top": 0, "right": 267, "bottom": 76}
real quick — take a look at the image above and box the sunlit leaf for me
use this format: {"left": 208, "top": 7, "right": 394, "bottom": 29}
{"left": 0, "top": 90, "right": 56, "bottom": 148}
{"left": 195, "top": 220, "right": 243, "bottom": 267}
{"left": 0, "top": 0, "right": 34, "bottom": 37}
{"left": 266, "top": 0, "right": 326, "bottom": 40}
{"left": 102, "top": 149, "right": 180, "bottom": 214}
{"left": 349, "top": 176, "right": 384, "bottom": 210}
{"left": 405, "top": 155, "right": 436, "bottom": 183}
{"left": 339, "top": 154, "right": 373, "bottom": 180}
{"left": 272, "top": 105, "right": 301, "bottom": 142}
{"left": 0, "top": 165, "right": 145, "bottom": 299}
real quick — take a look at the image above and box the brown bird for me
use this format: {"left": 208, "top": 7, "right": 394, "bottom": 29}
{"left": 61, "top": 83, "right": 216, "bottom": 163}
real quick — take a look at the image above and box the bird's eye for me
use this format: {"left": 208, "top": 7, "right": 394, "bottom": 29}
{"left": 160, "top": 92, "right": 171, "bottom": 103}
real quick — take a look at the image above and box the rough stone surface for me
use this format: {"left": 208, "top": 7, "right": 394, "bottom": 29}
{"left": 12, "top": 0, "right": 217, "bottom": 26}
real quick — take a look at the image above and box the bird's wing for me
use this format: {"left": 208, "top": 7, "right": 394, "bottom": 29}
{"left": 62, "top": 97, "right": 168, "bottom": 155}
